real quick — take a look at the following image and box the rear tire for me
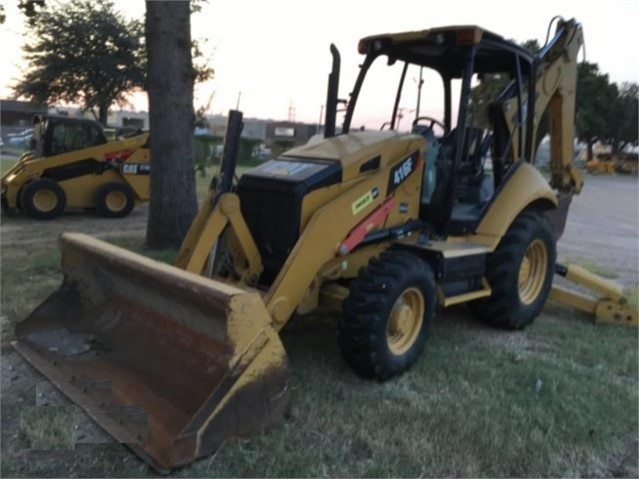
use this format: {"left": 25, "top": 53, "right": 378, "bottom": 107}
{"left": 95, "top": 182, "right": 135, "bottom": 218}
{"left": 19, "top": 178, "right": 66, "bottom": 220}
{"left": 468, "top": 209, "right": 556, "bottom": 329}
{"left": 340, "top": 250, "right": 437, "bottom": 381}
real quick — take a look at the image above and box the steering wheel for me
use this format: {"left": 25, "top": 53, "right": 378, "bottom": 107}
{"left": 412, "top": 116, "right": 446, "bottom": 137}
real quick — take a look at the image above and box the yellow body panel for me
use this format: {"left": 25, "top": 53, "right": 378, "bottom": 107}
{"left": 58, "top": 170, "right": 124, "bottom": 208}
{"left": 266, "top": 149, "right": 424, "bottom": 328}
{"left": 298, "top": 134, "right": 425, "bottom": 232}
{"left": 473, "top": 163, "right": 557, "bottom": 248}
{"left": 288, "top": 131, "right": 425, "bottom": 180}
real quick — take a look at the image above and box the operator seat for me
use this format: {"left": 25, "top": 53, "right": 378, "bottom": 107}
{"left": 449, "top": 130, "right": 494, "bottom": 235}
{"left": 455, "top": 131, "right": 493, "bottom": 203}
{"left": 418, "top": 127, "right": 494, "bottom": 235}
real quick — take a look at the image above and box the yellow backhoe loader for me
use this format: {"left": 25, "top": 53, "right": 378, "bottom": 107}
{"left": 12, "top": 17, "right": 637, "bottom": 470}
{"left": 1, "top": 115, "right": 150, "bottom": 219}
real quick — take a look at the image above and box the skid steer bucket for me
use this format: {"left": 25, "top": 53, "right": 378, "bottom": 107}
{"left": 12, "top": 233, "right": 289, "bottom": 471}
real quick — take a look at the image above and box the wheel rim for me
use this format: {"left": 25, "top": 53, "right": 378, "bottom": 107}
{"left": 386, "top": 287, "right": 425, "bottom": 356}
{"left": 105, "top": 190, "right": 127, "bottom": 212}
{"left": 518, "top": 239, "right": 548, "bottom": 305}
{"left": 32, "top": 189, "right": 58, "bottom": 212}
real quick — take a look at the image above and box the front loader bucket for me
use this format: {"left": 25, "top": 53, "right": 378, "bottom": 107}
{"left": 13, "top": 233, "right": 289, "bottom": 471}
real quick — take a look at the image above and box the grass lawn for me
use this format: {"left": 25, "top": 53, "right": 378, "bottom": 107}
{"left": 560, "top": 255, "right": 620, "bottom": 279}
{"left": 0, "top": 158, "right": 18, "bottom": 175}
{"left": 2, "top": 145, "right": 26, "bottom": 156}
{"left": 194, "top": 164, "right": 252, "bottom": 198}
{"left": 19, "top": 406, "right": 75, "bottom": 451}
{"left": 1, "top": 237, "right": 637, "bottom": 477}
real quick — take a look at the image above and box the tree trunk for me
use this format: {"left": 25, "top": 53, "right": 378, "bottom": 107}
{"left": 587, "top": 139, "right": 594, "bottom": 162}
{"left": 145, "top": 1, "right": 198, "bottom": 249}
{"left": 98, "top": 102, "right": 109, "bottom": 126}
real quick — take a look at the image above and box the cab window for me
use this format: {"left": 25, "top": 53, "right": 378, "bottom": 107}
{"left": 49, "top": 122, "right": 105, "bottom": 155}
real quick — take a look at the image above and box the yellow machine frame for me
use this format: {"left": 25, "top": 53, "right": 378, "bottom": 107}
{"left": 1, "top": 117, "right": 150, "bottom": 219}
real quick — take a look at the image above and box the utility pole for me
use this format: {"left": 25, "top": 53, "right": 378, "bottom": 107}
{"left": 317, "top": 104, "right": 324, "bottom": 133}
{"left": 236, "top": 91, "right": 242, "bottom": 110}
{"left": 397, "top": 107, "right": 406, "bottom": 131}
{"left": 287, "top": 99, "right": 296, "bottom": 122}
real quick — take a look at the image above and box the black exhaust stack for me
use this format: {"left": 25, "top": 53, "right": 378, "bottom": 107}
{"left": 324, "top": 44, "right": 340, "bottom": 138}
{"left": 212, "top": 109, "right": 243, "bottom": 205}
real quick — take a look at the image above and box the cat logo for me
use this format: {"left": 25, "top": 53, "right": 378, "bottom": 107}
{"left": 121, "top": 164, "right": 151, "bottom": 175}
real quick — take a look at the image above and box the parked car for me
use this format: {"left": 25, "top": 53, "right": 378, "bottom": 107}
{"left": 6, "top": 128, "right": 34, "bottom": 140}
{"left": 8, "top": 131, "right": 34, "bottom": 148}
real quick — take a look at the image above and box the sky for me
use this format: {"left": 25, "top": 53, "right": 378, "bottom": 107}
{"left": 1, "top": 0, "right": 638, "bottom": 126}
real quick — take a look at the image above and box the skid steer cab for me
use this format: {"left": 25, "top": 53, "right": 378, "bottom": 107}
{"left": 1, "top": 115, "right": 150, "bottom": 219}
{"left": 13, "top": 18, "right": 636, "bottom": 471}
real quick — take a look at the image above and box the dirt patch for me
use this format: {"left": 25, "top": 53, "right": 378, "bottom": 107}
{"left": 606, "top": 437, "right": 639, "bottom": 478}
{"left": 1, "top": 205, "right": 149, "bottom": 250}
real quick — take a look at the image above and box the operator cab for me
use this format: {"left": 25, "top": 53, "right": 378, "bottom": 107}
{"left": 339, "top": 26, "right": 536, "bottom": 236}
{"left": 32, "top": 115, "right": 108, "bottom": 158}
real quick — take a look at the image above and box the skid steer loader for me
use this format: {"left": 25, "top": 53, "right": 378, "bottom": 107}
{"left": 1, "top": 115, "right": 150, "bottom": 219}
{"left": 12, "top": 17, "right": 637, "bottom": 470}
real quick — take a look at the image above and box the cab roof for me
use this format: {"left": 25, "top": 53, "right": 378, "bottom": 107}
{"left": 358, "top": 25, "right": 533, "bottom": 79}
{"left": 360, "top": 25, "right": 504, "bottom": 46}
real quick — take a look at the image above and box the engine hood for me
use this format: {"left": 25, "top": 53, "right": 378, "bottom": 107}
{"left": 282, "top": 131, "right": 426, "bottom": 182}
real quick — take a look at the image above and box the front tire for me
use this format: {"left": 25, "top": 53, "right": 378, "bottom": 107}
{"left": 19, "top": 178, "right": 66, "bottom": 220}
{"left": 469, "top": 209, "right": 556, "bottom": 329}
{"left": 340, "top": 250, "right": 437, "bottom": 381}
{"left": 95, "top": 182, "right": 135, "bottom": 218}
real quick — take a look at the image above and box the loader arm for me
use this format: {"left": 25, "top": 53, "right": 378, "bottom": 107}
{"left": 174, "top": 190, "right": 262, "bottom": 283}
{"left": 179, "top": 143, "right": 424, "bottom": 330}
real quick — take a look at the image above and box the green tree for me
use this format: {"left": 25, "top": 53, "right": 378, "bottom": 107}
{"left": 13, "top": 0, "right": 213, "bottom": 127}
{"left": 18, "top": 0, "right": 45, "bottom": 24}
{"left": 14, "top": 0, "right": 145, "bottom": 125}
{"left": 575, "top": 62, "right": 619, "bottom": 160}
{"left": 194, "top": 107, "right": 214, "bottom": 178}
{"left": 605, "top": 82, "right": 638, "bottom": 153}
